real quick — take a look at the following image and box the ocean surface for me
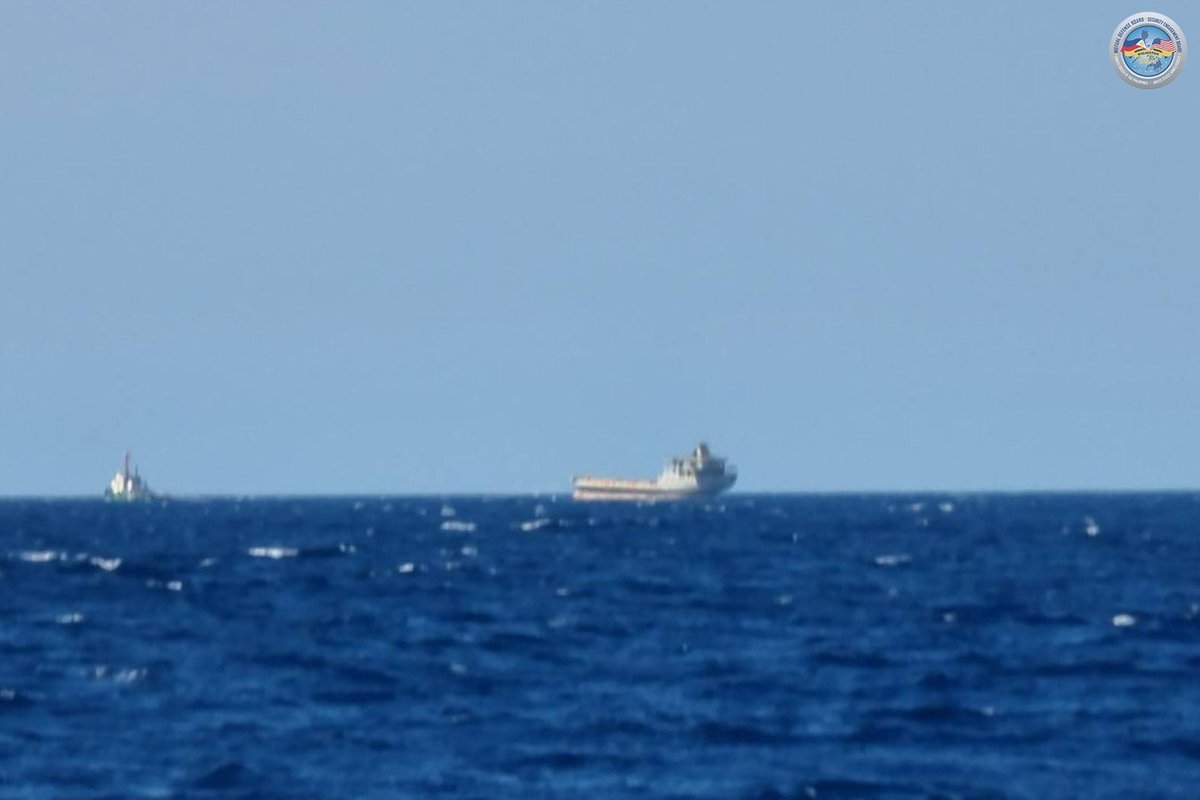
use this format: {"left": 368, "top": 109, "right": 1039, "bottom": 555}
{"left": 1, "top": 494, "right": 1198, "bottom": 799}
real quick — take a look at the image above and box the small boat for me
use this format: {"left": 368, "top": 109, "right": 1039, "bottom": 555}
{"left": 104, "top": 452, "right": 155, "bottom": 501}
{"left": 572, "top": 442, "right": 737, "bottom": 501}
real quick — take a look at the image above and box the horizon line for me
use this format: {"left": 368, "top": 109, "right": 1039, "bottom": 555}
{"left": 1, "top": 487, "right": 1199, "bottom": 501}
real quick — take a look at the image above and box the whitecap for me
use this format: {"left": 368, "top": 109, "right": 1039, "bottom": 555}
{"left": 440, "top": 520, "right": 476, "bottom": 533}
{"left": 519, "top": 518, "right": 552, "bottom": 532}
{"left": 939, "top": 501, "right": 955, "bottom": 513}
{"left": 90, "top": 556, "right": 122, "bottom": 572}
{"left": 1084, "top": 517, "right": 1101, "bottom": 537}
{"left": 57, "top": 613, "right": 84, "bottom": 625}
{"left": 19, "top": 550, "right": 62, "bottom": 563}
{"left": 397, "top": 562, "right": 415, "bottom": 574}
{"left": 874, "top": 553, "right": 912, "bottom": 567}
{"left": 1112, "top": 613, "right": 1137, "bottom": 628}
{"left": 248, "top": 547, "right": 299, "bottom": 559}
{"left": 166, "top": 581, "right": 183, "bottom": 592}
{"left": 89, "top": 665, "right": 147, "bottom": 683}
{"left": 460, "top": 545, "right": 478, "bottom": 558}
{"left": 440, "top": 504, "right": 456, "bottom": 518}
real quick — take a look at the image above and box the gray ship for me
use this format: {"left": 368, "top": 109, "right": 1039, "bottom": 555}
{"left": 573, "top": 443, "right": 737, "bottom": 501}
{"left": 104, "top": 452, "right": 155, "bottom": 502}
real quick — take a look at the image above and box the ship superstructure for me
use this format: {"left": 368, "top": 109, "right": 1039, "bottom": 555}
{"left": 572, "top": 443, "right": 737, "bottom": 501}
{"left": 104, "top": 452, "right": 154, "bottom": 501}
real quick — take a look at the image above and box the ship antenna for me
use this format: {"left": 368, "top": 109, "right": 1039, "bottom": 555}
{"left": 124, "top": 451, "right": 130, "bottom": 477}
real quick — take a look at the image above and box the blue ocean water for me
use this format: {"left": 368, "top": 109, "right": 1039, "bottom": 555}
{"left": 1, "top": 494, "right": 1199, "bottom": 799}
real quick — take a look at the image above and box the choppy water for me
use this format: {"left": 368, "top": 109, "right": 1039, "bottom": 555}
{"left": 2, "top": 494, "right": 1199, "bottom": 798}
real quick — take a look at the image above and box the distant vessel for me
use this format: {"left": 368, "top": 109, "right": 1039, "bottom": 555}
{"left": 104, "top": 452, "right": 154, "bottom": 501}
{"left": 573, "top": 443, "right": 737, "bottom": 501}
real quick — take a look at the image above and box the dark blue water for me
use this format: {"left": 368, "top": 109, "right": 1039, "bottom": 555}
{"left": 2, "top": 494, "right": 1199, "bottom": 799}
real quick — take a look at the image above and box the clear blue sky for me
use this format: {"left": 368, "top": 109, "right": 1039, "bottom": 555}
{"left": 2, "top": 2, "right": 1197, "bottom": 494}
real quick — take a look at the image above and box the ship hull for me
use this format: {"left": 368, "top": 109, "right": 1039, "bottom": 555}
{"left": 104, "top": 489, "right": 155, "bottom": 503}
{"left": 572, "top": 476, "right": 735, "bottom": 502}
